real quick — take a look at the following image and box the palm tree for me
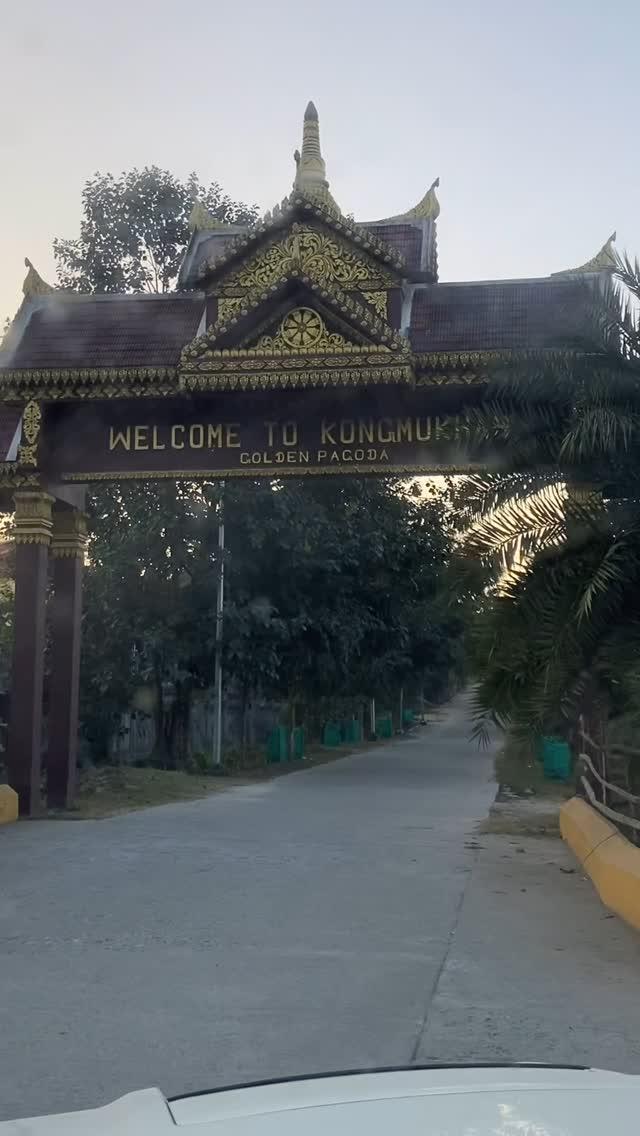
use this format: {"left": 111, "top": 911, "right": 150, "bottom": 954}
{"left": 453, "top": 254, "right": 640, "bottom": 763}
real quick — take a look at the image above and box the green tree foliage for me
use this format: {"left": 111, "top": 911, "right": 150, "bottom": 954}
{"left": 54, "top": 167, "right": 258, "bottom": 294}
{"left": 81, "top": 477, "right": 461, "bottom": 765}
{"left": 452, "top": 257, "right": 640, "bottom": 744}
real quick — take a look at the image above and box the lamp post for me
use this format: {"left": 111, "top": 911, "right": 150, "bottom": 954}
{"left": 213, "top": 482, "right": 225, "bottom": 766}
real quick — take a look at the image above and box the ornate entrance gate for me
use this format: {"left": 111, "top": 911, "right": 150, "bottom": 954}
{"left": 0, "top": 102, "right": 614, "bottom": 813}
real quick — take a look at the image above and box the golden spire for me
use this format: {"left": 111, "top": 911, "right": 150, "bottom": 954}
{"left": 292, "top": 101, "right": 340, "bottom": 215}
{"left": 553, "top": 232, "right": 618, "bottom": 276}
{"left": 22, "top": 258, "right": 55, "bottom": 298}
{"left": 188, "top": 202, "right": 229, "bottom": 231}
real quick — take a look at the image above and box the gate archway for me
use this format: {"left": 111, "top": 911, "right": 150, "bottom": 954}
{"left": 0, "top": 102, "right": 615, "bottom": 814}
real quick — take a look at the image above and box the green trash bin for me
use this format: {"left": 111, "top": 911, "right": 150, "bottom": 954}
{"left": 541, "top": 736, "right": 571, "bottom": 780}
{"left": 322, "top": 721, "right": 341, "bottom": 747}
{"left": 343, "top": 718, "right": 362, "bottom": 744}
{"left": 402, "top": 708, "right": 415, "bottom": 727}
{"left": 266, "top": 726, "right": 288, "bottom": 763}
{"left": 376, "top": 713, "right": 393, "bottom": 739}
{"left": 292, "top": 726, "right": 305, "bottom": 759}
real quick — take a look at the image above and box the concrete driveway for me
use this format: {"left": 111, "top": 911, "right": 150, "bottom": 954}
{"left": 2, "top": 693, "right": 640, "bottom": 1121}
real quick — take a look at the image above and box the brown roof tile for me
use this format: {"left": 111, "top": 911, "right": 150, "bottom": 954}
{"left": 410, "top": 279, "right": 590, "bottom": 352}
{"left": 9, "top": 295, "right": 204, "bottom": 370}
{"left": 364, "top": 224, "right": 423, "bottom": 271}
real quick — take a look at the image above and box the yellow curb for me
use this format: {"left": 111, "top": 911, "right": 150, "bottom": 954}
{"left": 559, "top": 796, "right": 617, "bottom": 863}
{"left": 0, "top": 784, "right": 18, "bottom": 825}
{"left": 560, "top": 796, "right": 640, "bottom": 932}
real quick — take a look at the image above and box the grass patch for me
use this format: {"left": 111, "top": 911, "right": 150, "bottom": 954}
{"left": 56, "top": 734, "right": 393, "bottom": 819}
{"left": 495, "top": 735, "right": 574, "bottom": 801}
{"left": 61, "top": 766, "right": 234, "bottom": 819}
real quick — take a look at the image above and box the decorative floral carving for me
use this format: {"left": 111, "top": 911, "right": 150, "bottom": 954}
{"left": 223, "top": 226, "right": 395, "bottom": 292}
{"left": 216, "top": 297, "right": 244, "bottom": 323}
{"left": 364, "top": 291, "right": 388, "bottom": 319}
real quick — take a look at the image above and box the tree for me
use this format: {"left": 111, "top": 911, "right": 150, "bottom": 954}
{"left": 452, "top": 257, "right": 640, "bottom": 750}
{"left": 81, "top": 476, "right": 462, "bottom": 766}
{"left": 54, "top": 167, "right": 258, "bottom": 294}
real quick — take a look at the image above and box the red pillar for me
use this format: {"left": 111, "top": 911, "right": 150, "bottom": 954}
{"left": 7, "top": 491, "right": 53, "bottom": 816}
{"left": 47, "top": 509, "right": 87, "bottom": 809}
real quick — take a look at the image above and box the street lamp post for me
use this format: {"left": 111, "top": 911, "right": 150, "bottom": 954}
{"left": 213, "top": 482, "right": 225, "bottom": 766}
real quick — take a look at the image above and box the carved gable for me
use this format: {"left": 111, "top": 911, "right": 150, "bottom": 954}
{"left": 218, "top": 224, "right": 397, "bottom": 295}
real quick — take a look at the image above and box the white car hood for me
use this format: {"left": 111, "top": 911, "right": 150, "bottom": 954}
{"left": 2, "top": 1066, "right": 639, "bottom": 1136}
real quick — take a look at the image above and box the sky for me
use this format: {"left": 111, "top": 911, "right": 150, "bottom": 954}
{"left": 1, "top": 0, "right": 639, "bottom": 320}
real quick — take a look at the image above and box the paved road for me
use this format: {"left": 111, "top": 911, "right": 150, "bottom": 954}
{"left": 2, "top": 694, "right": 640, "bottom": 1122}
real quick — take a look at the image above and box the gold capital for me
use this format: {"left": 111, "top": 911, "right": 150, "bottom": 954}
{"left": 13, "top": 491, "right": 54, "bottom": 546}
{"left": 51, "top": 510, "right": 88, "bottom": 559}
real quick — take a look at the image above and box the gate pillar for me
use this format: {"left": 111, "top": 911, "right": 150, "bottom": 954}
{"left": 7, "top": 491, "right": 53, "bottom": 815}
{"left": 47, "top": 508, "right": 87, "bottom": 809}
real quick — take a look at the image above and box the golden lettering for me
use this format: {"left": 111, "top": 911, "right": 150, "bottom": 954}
{"left": 134, "top": 425, "right": 149, "bottom": 451}
{"left": 415, "top": 418, "right": 431, "bottom": 441}
{"left": 358, "top": 419, "right": 374, "bottom": 444}
{"left": 208, "top": 424, "right": 223, "bottom": 448}
{"left": 321, "top": 420, "right": 337, "bottom": 445}
{"left": 264, "top": 422, "right": 277, "bottom": 447}
{"left": 275, "top": 452, "right": 285, "bottom": 464}
{"left": 379, "top": 448, "right": 389, "bottom": 460}
{"left": 240, "top": 452, "right": 250, "bottom": 464}
{"left": 377, "top": 418, "right": 395, "bottom": 444}
{"left": 299, "top": 451, "right": 310, "bottom": 463}
{"left": 109, "top": 427, "right": 131, "bottom": 451}
{"left": 330, "top": 450, "right": 340, "bottom": 463}
{"left": 171, "top": 425, "right": 185, "bottom": 449}
{"left": 342, "top": 450, "right": 353, "bottom": 461}
{"left": 396, "top": 418, "right": 412, "bottom": 443}
{"left": 226, "top": 424, "right": 240, "bottom": 448}
{"left": 317, "top": 449, "right": 327, "bottom": 462}
{"left": 286, "top": 451, "right": 297, "bottom": 463}
{"left": 354, "top": 448, "right": 365, "bottom": 461}
{"left": 189, "top": 424, "right": 204, "bottom": 449}
{"left": 152, "top": 426, "right": 165, "bottom": 451}
{"left": 339, "top": 420, "right": 355, "bottom": 444}
{"left": 282, "top": 421, "right": 297, "bottom": 447}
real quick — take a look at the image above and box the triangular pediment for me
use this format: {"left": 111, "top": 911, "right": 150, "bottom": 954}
{"left": 178, "top": 272, "right": 414, "bottom": 392}
{"left": 193, "top": 204, "right": 404, "bottom": 293}
{"left": 182, "top": 274, "right": 407, "bottom": 361}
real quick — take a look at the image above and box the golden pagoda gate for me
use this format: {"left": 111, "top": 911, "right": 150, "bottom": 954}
{"left": 0, "top": 102, "right": 615, "bottom": 815}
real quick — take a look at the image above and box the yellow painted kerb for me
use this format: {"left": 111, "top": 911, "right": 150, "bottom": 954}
{"left": 560, "top": 796, "right": 640, "bottom": 933}
{"left": 0, "top": 784, "right": 18, "bottom": 824}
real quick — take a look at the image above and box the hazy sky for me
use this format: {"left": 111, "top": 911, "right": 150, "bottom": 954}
{"left": 1, "top": 0, "right": 639, "bottom": 320}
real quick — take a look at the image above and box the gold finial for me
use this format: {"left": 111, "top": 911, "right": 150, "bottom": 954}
{"left": 553, "top": 232, "right": 618, "bottom": 276}
{"left": 376, "top": 178, "right": 440, "bottom": 224}
{"left": 406, "top": 177, "right": 440, "bottom": 221}
{"left": 22, "top": 258, "right": 55, "bottom": 298}
{"left": 291, "top": 101, "right": 340, "bottom": 215}
{"left": 188, "top": 202, "right": 229, "bottom": 231}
